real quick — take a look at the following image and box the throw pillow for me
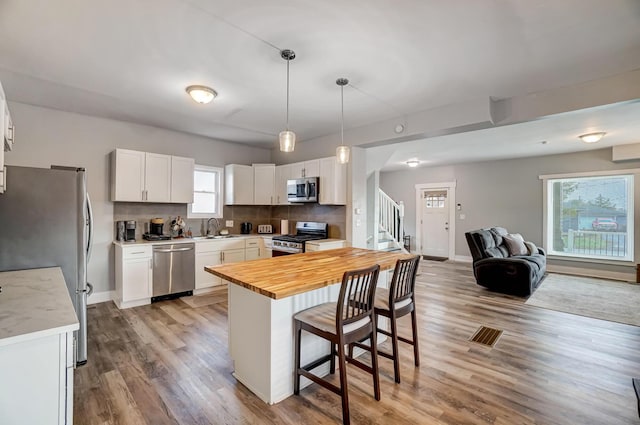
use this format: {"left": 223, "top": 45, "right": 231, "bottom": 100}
{"left": 524, "top": 241, "right": 537, "bottom": 256}
{"left": 503, "top": 233, "right": 528, "bottom": 256}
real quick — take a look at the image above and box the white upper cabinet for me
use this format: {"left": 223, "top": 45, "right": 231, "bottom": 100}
{"left": 319, "top": 156, "right": 347, "bottom": 205}
{"left": 144, "top": 152, "right": 171, "bottom": 202}
{"left": 170, "top": 156, "right": 195, "bottom": 203}
{"left": 274, "top": 164, "right": 291, "bottom": 205}
{"left": 253, "top": 164, "right": 275, "bottom": 205}
{"left": 111, "top": 149, "right": 194, "bottom": 203}
{"left": 290, "top": 160, "right": 320, "bottom": 178}
{"left": 111, "top": 149, "right": 145, "bottom": 201}
{"left": 225, "top": 164, "right": 254, "bottom": 205}
{"left": 0, "top": 82, "right": 9, "bottom": 194}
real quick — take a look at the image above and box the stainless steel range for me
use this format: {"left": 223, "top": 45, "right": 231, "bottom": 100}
{"left": 272, "top": 221, "right": 328, "bottom": 256}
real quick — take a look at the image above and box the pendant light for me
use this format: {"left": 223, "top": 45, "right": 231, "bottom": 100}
{"left": 279, "top": 49, "right": 296, "bottom": 152}
{"left": 336, "top": 78, "right": 350, "bottom": 164}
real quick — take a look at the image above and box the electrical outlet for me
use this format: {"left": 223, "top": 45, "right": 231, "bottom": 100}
{"left": 226, "top": 220, "right": 234, "bottom": 227}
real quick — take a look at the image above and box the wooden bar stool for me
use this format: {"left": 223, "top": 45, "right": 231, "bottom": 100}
{"left": 374, "top": 255, "right": 421, "bottom": 383}
{"left": 293, "top": 264, "right": 381, "bottom": 425}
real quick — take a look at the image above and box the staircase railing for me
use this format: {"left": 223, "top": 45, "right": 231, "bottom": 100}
{"left": 379, "top": 189, "right": 404, "bottom": 243}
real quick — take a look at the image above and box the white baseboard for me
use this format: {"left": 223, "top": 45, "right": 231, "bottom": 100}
{"left": 88, "top": 290, "right": 114, "bottom": 305}
{"left": 547, "top": 265, "right": 636, "bottom": 283}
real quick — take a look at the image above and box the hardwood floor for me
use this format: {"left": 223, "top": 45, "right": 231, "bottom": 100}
{"left": 75, "top": 261, "right": 640, "bottom": 424}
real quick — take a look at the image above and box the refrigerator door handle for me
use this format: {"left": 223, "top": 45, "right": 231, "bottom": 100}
{"left": 86, "top": 193, "right": 94, "bottom": 263}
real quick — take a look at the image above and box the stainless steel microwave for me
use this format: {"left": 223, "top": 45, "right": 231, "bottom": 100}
{"left": 287, "top": 177, "right": 319, "bottom": 203}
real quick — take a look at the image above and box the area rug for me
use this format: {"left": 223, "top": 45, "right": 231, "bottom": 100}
{"left": 526, "top": 273, "right": 640, "bottom": 327}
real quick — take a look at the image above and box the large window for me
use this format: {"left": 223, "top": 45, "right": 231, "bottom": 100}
{"left": 188, "top": 165, "right": 223, "bottom": 218}
{"left": 544, "top": 173, "right": 634, "bottom": 262}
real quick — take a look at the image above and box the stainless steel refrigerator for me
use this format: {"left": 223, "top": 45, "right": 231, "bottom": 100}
{"left": 0, "top": 165, "right": 93, "bottom": 365}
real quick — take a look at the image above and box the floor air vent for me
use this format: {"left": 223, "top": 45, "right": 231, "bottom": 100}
{"left": 470, "top": 326, "right": 503, "bottom": 347}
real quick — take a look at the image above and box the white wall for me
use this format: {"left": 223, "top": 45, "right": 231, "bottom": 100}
{"left": 5, "top": 102, "right": 271, "bottom": 294}
{"left": 380, "top": 148, "right": 640, "bottom": 275}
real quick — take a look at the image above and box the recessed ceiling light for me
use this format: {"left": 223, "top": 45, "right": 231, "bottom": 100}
{"left": 579, "top": 132, "right": 606, "bottom": 143}
{"left": 406, "top": 160, "right": 419, "bottom": 168}
{"left": 186, "top": 85, "right": 217, "bottom": 104}
{"left": 394, "top": 124, "right": 405, "bottom": 134}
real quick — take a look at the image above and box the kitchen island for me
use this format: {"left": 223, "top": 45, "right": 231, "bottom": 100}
{"left": 205, "top": 247, "right": 413, "bottom": 404}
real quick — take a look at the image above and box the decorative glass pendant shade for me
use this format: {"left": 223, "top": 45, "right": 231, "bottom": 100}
{"left": 336, "top": 78, "right": 350, "bottom": 164}
{"left": 336, "top": 145, "right": 350, "bottom": 163}
{"left": 279, "top": 49, "right": 296, "bottom": 152}
{"left": 279, "top": 130, "right": 296, "bottom": 152}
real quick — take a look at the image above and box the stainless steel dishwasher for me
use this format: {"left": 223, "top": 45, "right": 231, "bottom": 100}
{"left": 152, "top": 242, "right": 195, "bottom": 301}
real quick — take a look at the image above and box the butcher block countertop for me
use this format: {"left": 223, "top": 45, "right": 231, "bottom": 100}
{"left": 205, "top": 247, "right": 414, "bottom": 299}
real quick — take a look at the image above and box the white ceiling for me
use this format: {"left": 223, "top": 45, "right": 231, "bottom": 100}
{"left": 1, "top": 1, "right": 640, "bottom": 159}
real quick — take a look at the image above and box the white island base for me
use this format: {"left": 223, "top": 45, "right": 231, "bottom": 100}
{"left": 227, "top": 272, "right": 388, "bottom": 405}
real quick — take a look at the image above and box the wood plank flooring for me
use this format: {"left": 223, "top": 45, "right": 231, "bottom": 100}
{"left": 75, "top": 261, "right": 640, "bottom": 424}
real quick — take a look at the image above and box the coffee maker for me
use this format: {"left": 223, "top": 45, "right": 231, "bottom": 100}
{"left": 150, "top": 218, "right": 164, "bottom": 235}
{"left": 240, "top": 222, "right": 252, "bottom": 234}
{"left": 125, "top": 220, "right": 136, "bottom": 241}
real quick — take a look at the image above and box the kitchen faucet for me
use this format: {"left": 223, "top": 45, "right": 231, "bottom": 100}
{"left": 206, "top": 218, "right": 220, "bottom": 235}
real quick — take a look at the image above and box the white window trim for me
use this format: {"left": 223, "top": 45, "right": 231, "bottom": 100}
{"left": 188, "top": 164, "right": 224, "bottom": 219}
{"left": 541, "top": 171, "right": 635, "bottom": 263}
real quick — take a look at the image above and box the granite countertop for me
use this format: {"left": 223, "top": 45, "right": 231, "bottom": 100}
{"left": 113, "top": 234, "right": 280, "bottom": 247}
{"left": 205, "top": 247, "right": 413, "bottom": 299}
{"left": 0, "top": 267, "right": 79, "bottom": 347}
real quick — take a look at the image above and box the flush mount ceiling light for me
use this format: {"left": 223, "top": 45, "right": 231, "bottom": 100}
{"left": 279, "top": 49, "right": 296, "bottom": 153}
{"left": 579, "top": 132, "right": 606, "bottom": 143}
{"left": 186, "top": 85, "right": 217, "bottom": 104}
{"left": 406, "top": 160, "right": 419, "bottom": 168}
{"left": 336, "top": 78, "right": 350, "bottom": 164}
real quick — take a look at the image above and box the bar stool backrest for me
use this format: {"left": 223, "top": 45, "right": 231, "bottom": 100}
{"left": 389, "top": 256, "right": 421, "bottom": 309}
{"left": 337, "top": 264, "right": 380, "bottom": 329}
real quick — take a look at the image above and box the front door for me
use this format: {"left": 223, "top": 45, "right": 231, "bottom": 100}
{"left": 420, "top": 189, "right": 450, "bottom": 257}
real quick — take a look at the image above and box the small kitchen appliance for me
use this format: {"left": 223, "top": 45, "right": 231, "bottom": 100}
{"left": 116, "top": 220, "right": 125, "bottom": 241}
{"left": 240, "top": 222, "right": 253, "bottom": 234}
{"left": 125, "top": 220, "right": 136, "bottom": 241}
{"left": 150, "top": 218, "right": 164, "bottom": 235}
{"left": 272, "top": 221, "right": 328, "bottom": 256}
{"left": 257, "top": 224, "right": 273, "bottom": 234}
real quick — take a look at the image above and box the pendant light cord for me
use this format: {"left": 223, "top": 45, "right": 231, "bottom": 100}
{"left": 286, "top": 58, "right": 290, "bottom": 131}
{"left": 340, "top": 84, "right": 344, "bottom": 145}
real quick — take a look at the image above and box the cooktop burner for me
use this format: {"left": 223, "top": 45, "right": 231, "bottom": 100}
{"left": 273, "top": 234, "right": 324, "bottom": 243}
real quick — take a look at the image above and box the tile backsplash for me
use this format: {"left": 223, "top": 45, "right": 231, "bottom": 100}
{"left": 113, "top": 203, "right": 346, "bottom": 240}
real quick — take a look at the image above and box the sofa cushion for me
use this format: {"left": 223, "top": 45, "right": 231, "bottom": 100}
{"left": 503, "top": 233, "right": 528, "bottom": 256}
{"left": 524, "top": 241, "right": 537, "bottom": 256}
{"left": 490, "top": 227, "right": 508, "bottom": 246}
{"left": 523, "top": 253, "right": 546, "bottom": 271}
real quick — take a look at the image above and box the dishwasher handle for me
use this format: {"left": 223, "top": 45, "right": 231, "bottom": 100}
{"left": 154, "top": 246, "right": 194, "bottom": 253}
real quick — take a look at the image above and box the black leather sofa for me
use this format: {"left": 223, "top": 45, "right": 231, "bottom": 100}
{"left": 465, "top": 227, "right": 546, "bottom": 296}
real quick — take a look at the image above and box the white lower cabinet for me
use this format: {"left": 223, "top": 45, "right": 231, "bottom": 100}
{"left": 116, "top": 236, "right": 278, "bottom": 304}
{"left": 115, "top": 245, "right": 153, "bottom": 308}
{"left": 0, "top": 331, "right": 74, "bottom": 425}
{"left": 195, "top": 239, "right": 246, "bottom": 293}
{"left": 245, "top": 237, "right": 265, "bottom": 260}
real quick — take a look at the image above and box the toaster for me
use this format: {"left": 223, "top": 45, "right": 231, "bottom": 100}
{"left": 257, "top": 224, "right": 273, "bottom": 234}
